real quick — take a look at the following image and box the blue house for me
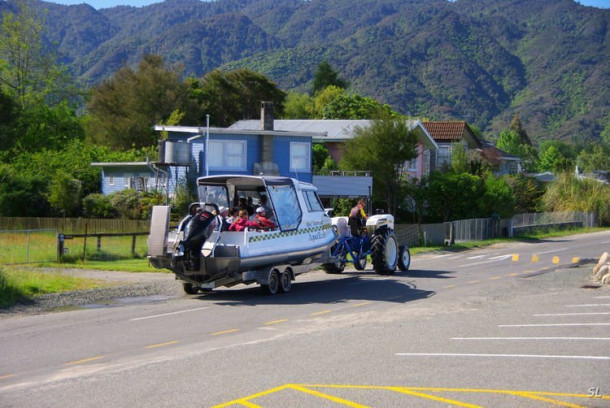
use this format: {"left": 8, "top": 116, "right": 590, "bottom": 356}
{"left": 92, "top": 102, "right": 327, "bottom": 197}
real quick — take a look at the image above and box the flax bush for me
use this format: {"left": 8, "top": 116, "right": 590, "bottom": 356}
{"left": 541, "top": 173, "right": 610, "bottom": 226}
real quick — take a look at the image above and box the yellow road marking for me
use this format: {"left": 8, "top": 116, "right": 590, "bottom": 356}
{"left": 311, "top": 310, "right": 331, "bottom": 316}
{"left": 531, "top": 254, "right": 539, "bottom": 262}
{"left": 444, "top": 284, "right": 457, "bottom": 289}
{"left": 264, "top": 319, "right": 288, "bottom": 325}
{"left": 211, "top": 329, "right": 239, "bottom": 336}
{"left": 212, "top": 384, "right": 292, "bottom": 408}
{"left": 288, "top": 384, "right": 371, "bottom": 408}
{"left": 572, "top": 257, "right": 580, "bottom": 263}
{"left": 490, "top": 276, "right": 502, "bottom": 280}
{"left": 468, "top": 280, "right": 481, "bottom": 284}
{"left": 215, "top": 384, "right": 608, "bottom": 407}
{"left": 146, "top": 340, "right": 178, "bottom": 349}
{"left": 0, "top": 374, "right": 16, "bottom": 380}
{"left": 513, "top": 391, "right": 584, "bottom": 407}
{"left": 235, "top": 401, "right": 261, "bottom": 408}
{"left": 64, "top": 356, "right": 104, "bottom": 366}
{"left": 389, "top": 387, "right": 482, "bottom": 407}
{"left": 352, "top": 302, "right": 371, "bottom": 307}
{"left": 553, "top": 256, "right": 560, "bottom": 264}
{"left": 512, "top": 254, "right": 519, "bottom": 261}
{"left": 508, "top": 273, "right": 519, "bottom": 277}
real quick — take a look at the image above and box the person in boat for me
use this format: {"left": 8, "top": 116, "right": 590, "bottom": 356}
{"left": 226, "top": 207, "right": 237, "bottom": 224}
{"left": 238, "top": 197, "right": 254, "bottom": 216}
{"left": 228, "top": 209, "right": 261, "bottom": 231}
{"left": 348, "top": 199, "right": 368, "bottom": 237}
{"left": 258, "top": 195, "right": 275, "bottom": 222}
{"left": 255, "top": 206, "right": 275, "bottom": 231}
{"left": 217, "top": 206, "right": 231, "bottom": 231}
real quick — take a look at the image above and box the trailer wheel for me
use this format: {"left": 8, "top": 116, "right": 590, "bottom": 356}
{"left": 398, "top": 245, "right": 411, "bottom": 272}
{"left": 261, "top": 269, "right": 280, "bottom": 295}
{"left": 182, "top": 282, "right": 199, "bottom": 295}
{"left": 279, "top": 269, "right": 292, "bottom": 293}
{"left": 323, "top": 260, "right": 345, "bottom": 274}
{"left": 371, "top": 228, "right": 398, "bottom": 275}
{"left": 353, "top": 253, "right": 367, "bottom": 271}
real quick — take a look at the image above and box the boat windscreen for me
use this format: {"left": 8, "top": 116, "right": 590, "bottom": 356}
{"left": 266, "top": 183, "right": 302, "bottom": 231}
{"left": 197, "top": 185, "right": 230, "bottom": 211}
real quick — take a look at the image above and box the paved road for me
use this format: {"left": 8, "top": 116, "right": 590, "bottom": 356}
{"left": 1, "top": 231, "right": 609, "bottom": 407}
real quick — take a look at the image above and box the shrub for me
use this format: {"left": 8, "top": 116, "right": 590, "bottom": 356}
{"left": 83, "top": 194, "right": 117, "bottom": 218}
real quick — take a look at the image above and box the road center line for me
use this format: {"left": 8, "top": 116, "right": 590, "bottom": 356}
{"left": 211, "top": 329, "right": 239, "bottom": 336}
{"left": 499, "top": 323, "right": 610, "bottom": 327}
{"left": 395, "top": 353, "right": 610, "bottom": 360}
{"left": 64, "top": 356, "right": 104, "bottom": 366}
{"left": 130, "top": 306, "right": 210, "bottom": 321}
{"left": 146, "top": 340, "right": 179, "bottom": 349}
{"left": 534, "top": 248, "right": 569, "bottom": 255}
{"left": 265, "top": 319, "right": 288, "bottom": 325}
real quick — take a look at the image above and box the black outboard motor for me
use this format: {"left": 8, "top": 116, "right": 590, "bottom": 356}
{"left": 176, "top": 209, "right": 216, "bottom": 271}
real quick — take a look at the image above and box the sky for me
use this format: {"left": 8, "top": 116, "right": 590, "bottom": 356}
{"left": 48, "top": 0, "right": 610, "bottom": 11}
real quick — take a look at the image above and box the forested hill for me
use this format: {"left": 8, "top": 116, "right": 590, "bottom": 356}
{"left": 2, "top": 0, "right": 608, "bottom": 143}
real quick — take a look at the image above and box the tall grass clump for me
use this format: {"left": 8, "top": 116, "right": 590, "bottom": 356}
{"left": 542, "top": 173, "right": 610, "bottom": 226}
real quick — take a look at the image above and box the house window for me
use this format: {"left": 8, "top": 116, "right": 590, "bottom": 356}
{"left": 208, "top": 140, "right": 246, "bottom": 171}
{"left": 290, "top": 142, "right": 310, "bottom": 173}
{"left": 109, "top": 176, "right": 114, "bottom": 186}
{"left": 124, "top": 177, "right": 131, "bottom": 188}
{"left": 437, "top": 146, "right": 451, "bottom": 167}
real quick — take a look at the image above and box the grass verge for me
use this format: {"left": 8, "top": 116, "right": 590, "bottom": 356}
{"left": 0, "top": 266, "right": 105, "bottom": 308}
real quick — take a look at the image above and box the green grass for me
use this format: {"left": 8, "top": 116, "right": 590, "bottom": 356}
{"left": 0, "top": 230, "right": 58, "bottom": 264}
{"left": 0, "top": 266, "right": 105, "bottom": 308}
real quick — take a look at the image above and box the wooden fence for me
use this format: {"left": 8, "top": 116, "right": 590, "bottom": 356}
{"left": 0, "top": 217, "right": 150, "bottom": 234}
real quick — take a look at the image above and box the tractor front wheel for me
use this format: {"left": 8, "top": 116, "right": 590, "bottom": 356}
{"left": 371, "top": 229, "right": 398, "bottom": 275}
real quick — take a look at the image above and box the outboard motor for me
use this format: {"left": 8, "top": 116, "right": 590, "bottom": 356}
{"left": 175, "top": 209, "right": 216, "bottom": 271}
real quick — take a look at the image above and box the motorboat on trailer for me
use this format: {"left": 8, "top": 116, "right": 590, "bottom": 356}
{"left": 147, "top": 175, "right": 337, "bottom": 295}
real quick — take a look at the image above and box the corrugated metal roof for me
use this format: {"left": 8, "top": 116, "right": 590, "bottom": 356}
{"left": 230, "top": 119, "right": 370, "bottom": 141}
{"left": 230, "top": 119, "right": 436, "bottom": 148}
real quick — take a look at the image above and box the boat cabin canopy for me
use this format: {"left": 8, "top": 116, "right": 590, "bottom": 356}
{"left": 196, "top": 175, "right": 324, "bottom": 232}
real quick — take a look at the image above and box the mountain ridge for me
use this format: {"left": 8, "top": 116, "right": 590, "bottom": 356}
{"left": 1, "top": 0, "right": 608, "bottom": 143}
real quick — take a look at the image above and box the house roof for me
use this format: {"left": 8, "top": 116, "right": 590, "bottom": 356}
{"left": 479, "top": 140, "right": 521, "bottom": 161}
{"left": 230, "top": 119, "right": 438, "bottom": 149}
{"left": 422, "top": 121, "right": 482, "bottom": 148}
{"left": 154, "top": 125, "right": 326, "bottom": 139}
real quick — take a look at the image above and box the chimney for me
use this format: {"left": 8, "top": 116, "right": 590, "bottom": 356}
{"left": 261, "top": 101, "right": 274, "bottom": 131}
{"left": 260, "top": 101, "right": 274, "bottom": 164}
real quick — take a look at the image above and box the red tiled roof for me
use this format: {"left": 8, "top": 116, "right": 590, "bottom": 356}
{"left": 422, "top": 121, "right": 468, "bottom": 141}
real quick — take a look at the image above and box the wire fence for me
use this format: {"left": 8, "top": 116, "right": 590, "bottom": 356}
{"left": 0, "top": 211, "right": 599, "bottom": 264}
{"left": 0, "top": 229, "right": 58, "bottom": 264}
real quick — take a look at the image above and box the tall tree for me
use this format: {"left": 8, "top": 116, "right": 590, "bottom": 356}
{"left": 510, "top": 114, "right": 532, "bottom": 146}
{"left": 340, "top": 118, "right": 418, "bottom": 214}
{"left": 312, "top": 60, "right": 348, "bottom": 95}
{"left": 190, "top": 68, "right": 286, "bottom": 127}
{"left": 86, "top": 54, "right": 191, "bottom": 149}
{"left": 322, "top": 93, "right": 398, "bottom": 119}
{"left": 0, "top": 0, "right": 67, "bottom": 108}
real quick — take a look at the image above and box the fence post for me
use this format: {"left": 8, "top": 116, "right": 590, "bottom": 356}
{"left": 97, "top": 236, "right": 102, "bottom": 252}
{"left": 57, "top": 233, "right": 64, "bottom": 261}
{"left": 131, "top": 234, "right": 137, "bottom": 255}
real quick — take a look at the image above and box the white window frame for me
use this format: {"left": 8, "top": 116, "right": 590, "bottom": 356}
{"left": 290, "top": 142, "right": 311, "bottom": 173}
{"left": 208, "top": 140, "right": 247, "bottom": 171}
{"left": 437, "top": 146, "right": 451, "bottom": 167}
{"left": 108, "top": 176, "right": 114, "bottom": 186}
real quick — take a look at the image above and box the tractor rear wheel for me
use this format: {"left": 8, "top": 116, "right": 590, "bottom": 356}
{"left": 371, "top": 228, "right": 398, "bottom": 275}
